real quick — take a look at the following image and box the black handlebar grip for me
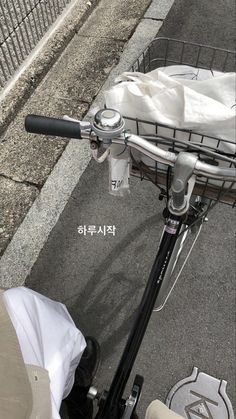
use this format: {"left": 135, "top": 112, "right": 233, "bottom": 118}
{"left": 25, "top": 114, "right": 82, "bottom": 139}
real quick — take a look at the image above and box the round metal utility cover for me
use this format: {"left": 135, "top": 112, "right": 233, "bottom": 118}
{"left": 166, "top": 367, "right": 234, "bottom": 419}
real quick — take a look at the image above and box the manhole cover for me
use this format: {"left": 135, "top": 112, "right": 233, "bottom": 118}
{"left": 166, "top": 367, "right": 234, "bottom": 419}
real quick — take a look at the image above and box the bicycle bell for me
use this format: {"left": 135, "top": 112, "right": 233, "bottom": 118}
{"left": 92, "top": 109, "right": 125, "bottom": 140}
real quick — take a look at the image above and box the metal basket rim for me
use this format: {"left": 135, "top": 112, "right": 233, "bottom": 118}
{"left": 149, "top": 37, "right": 236, "bottom": 54}
{"left": 129, "top": 37, "right": 236, "bottom": 71}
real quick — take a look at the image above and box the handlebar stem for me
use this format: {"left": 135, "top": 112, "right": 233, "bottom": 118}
{"left": 168, "top": 152, "right": 198, "bottom": 215}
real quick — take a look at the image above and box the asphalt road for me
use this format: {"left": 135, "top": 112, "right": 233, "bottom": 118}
{"left": 26, "top": 0, "right": 236, "bottom": 417}
{"left": 157, "top": 0, "right": 236, "bottom": 49}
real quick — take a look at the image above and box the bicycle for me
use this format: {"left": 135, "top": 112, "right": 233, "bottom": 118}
{"left": 25, "top": 38, "right": 235, "bottom": 419}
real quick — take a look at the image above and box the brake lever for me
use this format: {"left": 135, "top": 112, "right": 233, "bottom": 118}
{"left": 63, "top": 115, "right": 91, "bottom": 130}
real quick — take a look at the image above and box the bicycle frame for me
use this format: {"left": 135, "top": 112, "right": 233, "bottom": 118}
{"left": 95, "top": 213, "right": 184, "bottom": 419}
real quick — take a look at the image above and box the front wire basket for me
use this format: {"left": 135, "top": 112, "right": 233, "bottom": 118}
{"left": 126, "top": 38, "right": 236, "bottom": 207}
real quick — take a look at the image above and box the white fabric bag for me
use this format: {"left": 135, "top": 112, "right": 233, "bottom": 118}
{"left": 105, "top": 65, "right": 236, "bottom": 153}
{"left": 3, "top": 286, "right": 86, "bottom": 419}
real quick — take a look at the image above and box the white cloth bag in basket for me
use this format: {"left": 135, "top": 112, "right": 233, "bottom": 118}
{"left": 105, "top": 66, "right": 235, "bottom": 146}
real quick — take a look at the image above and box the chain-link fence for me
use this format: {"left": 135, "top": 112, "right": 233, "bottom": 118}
{"left": 0, "top": 0, "right": 72, "bottom": 91}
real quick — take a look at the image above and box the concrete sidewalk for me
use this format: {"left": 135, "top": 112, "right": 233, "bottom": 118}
{"left": 0, "top": 0, "right": 174, "bottom": 285}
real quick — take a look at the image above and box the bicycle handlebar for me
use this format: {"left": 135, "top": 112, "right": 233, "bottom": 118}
{"left": 25, "top": 113, "right": 236, "bottom": 182}
{"left": 114, "top": 135, "right": 236, "bottom": 182}
{"left": 25, "top": 115, "right": 82, "bottom": 139}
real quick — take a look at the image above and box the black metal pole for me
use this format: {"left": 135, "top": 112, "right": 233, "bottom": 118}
{"left": 95, "top": 215, "right": 183, "bottom": 419}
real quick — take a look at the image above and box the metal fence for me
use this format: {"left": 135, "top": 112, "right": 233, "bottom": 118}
{"left": 0, "top": 0, "right": 72, "bottom": 91}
